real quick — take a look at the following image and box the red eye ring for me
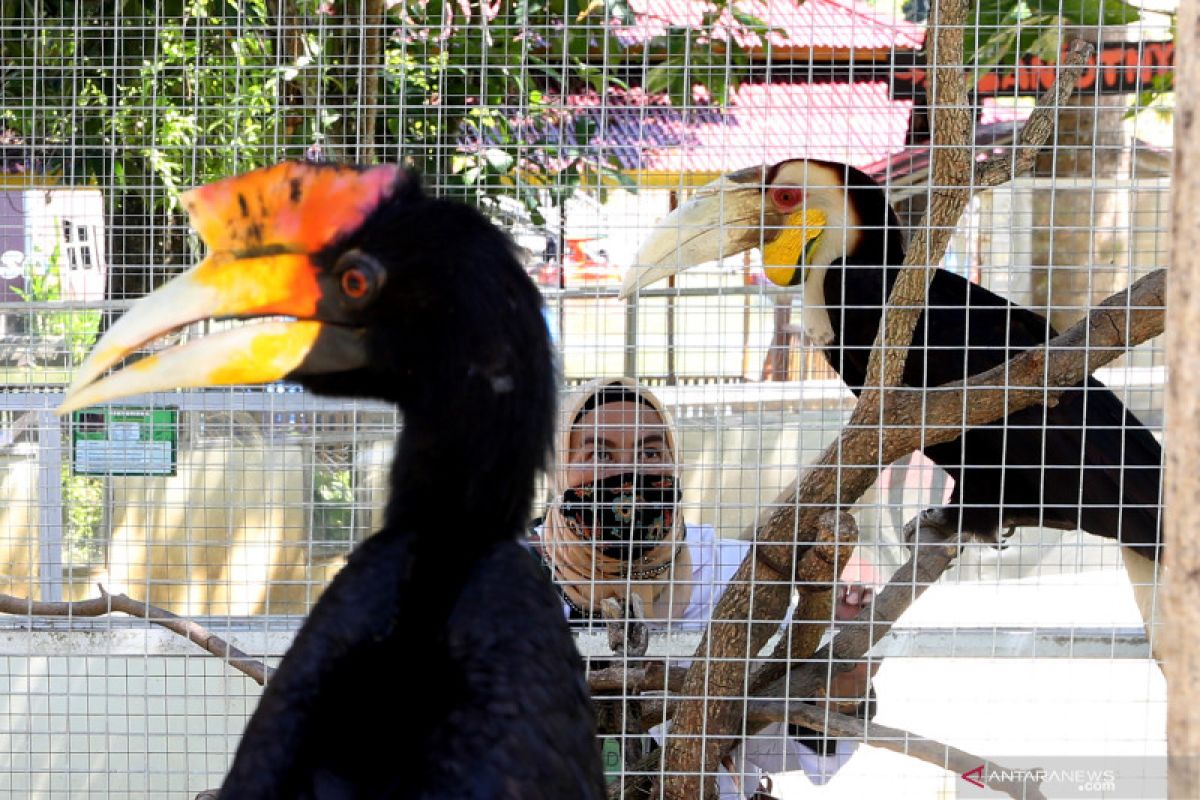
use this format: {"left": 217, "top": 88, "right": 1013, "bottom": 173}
{"left": 333, "top": 249, "right": 385, "bottom": 306}
{"left": 771, "top": 187, "right": 804, "bottom": 211}
{"left": 341, "top": 268, "right": 370, "bottom": 299}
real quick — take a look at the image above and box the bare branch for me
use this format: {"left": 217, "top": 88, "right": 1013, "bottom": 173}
{"left": 880, "top": 269, "right": 1165, "bottom": 435}
{"left": 589, "top": 663, "right": 688, "bottom": 695}
{"left": 754, "top": 518, "right": 959, "bottom": 704}
{"left": 643, "top": 694, "right": 1042, "bottom": 800}
{"left": 862, "top": 0, "right": 972, "bottom": 392}
{"left": 603, "top": 593, "right": 649, "bottom": 658}
{"left": 975, "top": 40, "right": 1094, "bottom": 189}
{"left": 742, "top": 703, "right": 1045, "bottom": 800}
{"left": 750, "top": 511, "right": 858, "bottom": 695}
{"left": 660, "top": 105, "right": 1156, "bottom": 800}
{"left": 659, "top": 6, "right": 1095, "bottom": 794}
{"left": 0, "top": 586, "right": 274, "bottom": 686}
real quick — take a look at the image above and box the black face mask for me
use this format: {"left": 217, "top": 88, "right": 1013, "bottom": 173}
{"left": 560, "top": 471, "right": 681, "bottom": 561}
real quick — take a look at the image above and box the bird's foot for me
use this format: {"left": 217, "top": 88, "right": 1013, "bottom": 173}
{"left": 801, "top": 323, "right": 835, "bottom": 347}
{"left": 602, "top": 593, "right": 649, "bottom": 658}
{"left": 901, "top": 507, "right": 966, "bottom": 556}
{"left": 800, "top": 306, "right": 835, "bottom": 346}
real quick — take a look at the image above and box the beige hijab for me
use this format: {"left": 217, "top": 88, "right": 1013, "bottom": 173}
{"left": 540, "top": 377, "right": 694, "bottom": 621}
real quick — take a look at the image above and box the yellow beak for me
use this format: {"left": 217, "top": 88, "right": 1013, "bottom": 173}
{"left": 58, "top": 162, "right": 401, "bottom": 415}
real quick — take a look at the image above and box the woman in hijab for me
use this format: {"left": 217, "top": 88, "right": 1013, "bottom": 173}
{"left": 535, "top": 376, "right": 743, "bottom": 626}
{"left": 529, "top": 377, "right": 875, "bottom": 798}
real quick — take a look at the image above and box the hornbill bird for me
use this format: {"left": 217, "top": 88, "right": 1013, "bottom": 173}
{"left": 623, "top": 159, "right": 1163, "bottom": 619}
{"left": 59, "top": 162, "right": 605, "bottom": 798}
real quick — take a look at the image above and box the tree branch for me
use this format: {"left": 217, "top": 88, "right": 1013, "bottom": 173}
{"left": 750, "top": 511, "right": 858, "bottom": 696}
{"left": 658, "top": 39, "right": 1144, "bottom": 787}
{"left": 742, "top": 703, "right": 1045, "bottom": 800}
{"left": 589, "top": 663, "right": 688, "bottom": 695}
{"left": 640, "top": 694, "right": 1043, "bottom": 800}
{"left": 975, "top": 39, "right": 1094, "bottom": 189}
{"left": 863, "top": 0, "right": 972, "bottom": 392}
{"left": 0, "top": 586, "right": 274, "bottom": 686}
{"left": 879, "top": 268, "right": 1164, "bottom": 435}
{"left": 359, "top": 0, "right": 387, "bottom": 163}
{"left": 754, "top": 518, "right": 959, "bottom": 705}
{"left": 659, "top": 9, "right": 1096, "bottom": 795}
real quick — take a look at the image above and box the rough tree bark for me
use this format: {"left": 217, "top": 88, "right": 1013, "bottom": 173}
{"left": 1165, "top": 0, "right": 1199, "bottom": 792}
{"left": 611, "top": 266, "right": 1161, "bottom": 800}
{"left": 657, "top": 8, "right": 1097, "bottom": 792}
{"left": 358, "top": 0, "right": 387, "bottom": 163}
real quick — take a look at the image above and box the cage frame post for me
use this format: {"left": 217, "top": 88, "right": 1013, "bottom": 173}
{"left": 1165, "top": 0, "right": 1200, "bottom": 790}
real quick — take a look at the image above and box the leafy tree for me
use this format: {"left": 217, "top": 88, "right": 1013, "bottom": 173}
{"left": 967, "top": 0, "right": 1144, "bottom": 77}
{"left": 2, "top": 0, "right": 757, "bottom": 296}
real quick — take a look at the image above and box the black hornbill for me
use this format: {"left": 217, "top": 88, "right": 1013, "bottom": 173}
{"left": 624, "top": 159, "right": 1163, "bottom": 573}
{"left": 59, "top": 162, "right": 605, "bottom": 798}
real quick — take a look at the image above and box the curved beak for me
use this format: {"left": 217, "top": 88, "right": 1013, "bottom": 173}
{"left": 620, "top": 166, "right": 828, "bottom": 298}
{"left": 57, "top": 252, "right": 364, "bottom": 415}
{"left": 58, "top": 162, "right": 400, "bottom": 415}
{"left": 621, "top": 168, "right": 776, "bottom": 299}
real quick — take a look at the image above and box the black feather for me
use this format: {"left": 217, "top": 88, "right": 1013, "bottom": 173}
{"left": 816, "top": 161, "right": 1161, "bottom": 560}
{"left": 218, "top": 174, "right": 604, "bottom": 798}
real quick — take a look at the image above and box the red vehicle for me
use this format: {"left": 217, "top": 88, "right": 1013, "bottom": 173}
{"left": 528, "top": 236, "right": 623, "bottom": 288}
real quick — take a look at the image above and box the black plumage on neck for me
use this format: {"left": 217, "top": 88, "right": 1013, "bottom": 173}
{"left": 837, "top": 164, "right": 907, "bottom": 272}
{"left": 299, "top": 188, "right": 557, "bottom": 543}
{"left": 816, "top": 164, "right": 908, "bottom": 382}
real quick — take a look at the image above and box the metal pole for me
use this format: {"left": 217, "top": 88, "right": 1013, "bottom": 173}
{"left": 36, "top": 410, "right": 64, "bottom": 602}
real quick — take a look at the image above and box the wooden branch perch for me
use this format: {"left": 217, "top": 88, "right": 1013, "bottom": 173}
{"left": 639, "top": 693, "right": 1043, "bottom": 800}
{"left": 742, "top": 703, "right": 1045, "bottom": 800}
{"left": 0, "top": 586, "right": 275, "bottom": 686}
{"left": 658, "top": 26, "right": 1119, "bottom": 793}
{"left": 974, "top": 39, "right": 1094, "bottom": 189}
{"left": 863, "top": 0, "right": 972, "bottom": 393}
{"left": 589, "top": 663, "right": 688, "bottom": 695}
{"left": 750, "top": 510, "right": 858, "bottom": 695}
{"left": 878, "top": 268, "right": 1165, "bottom": 435}
{"left": 754, "top": 518, "right": 959, "bottom": 705}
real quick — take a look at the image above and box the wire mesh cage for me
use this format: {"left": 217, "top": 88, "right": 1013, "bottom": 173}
{"left": 0, "top": 0, "right": 1174, "bottom": 797}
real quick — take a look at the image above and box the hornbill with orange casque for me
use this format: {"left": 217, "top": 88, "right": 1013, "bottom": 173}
{"left": 59, "top": 162, "right": 605, "bottom": 799}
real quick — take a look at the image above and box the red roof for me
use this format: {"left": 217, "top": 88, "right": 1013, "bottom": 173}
{"left": 619, "top": 0, "right": 925, "bottom": 51}
{"left": 564, "top": 82, "right": 912, "bottom": 173}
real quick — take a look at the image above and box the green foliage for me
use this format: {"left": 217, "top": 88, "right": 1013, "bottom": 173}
{"left": 13, "top": 243, "right": 101, "bottom": 365}
{"left": 644, "top": 8, "right": 778, "bottom": 109}
{"left": 312, "top": 464, "right": 355, "bottom": 546}
{"left": 1, "top": 1, "right": 766, "bottom": 276}
{"left": 966, "top": 0, "right": 1143, "bottom": 78}
{"left": 1, "top": 0, "right": 307, "bottom": 292}
{"left": 62, "top": 464, "right": 105, "bottom": 566}
{"left": 0, "top": 0, "right": 657, "bottom": 271}
{"left": 1128, "top": 71, "right": 1174, "bottom": 120}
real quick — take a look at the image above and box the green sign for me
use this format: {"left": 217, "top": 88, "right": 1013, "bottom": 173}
{"left": 71, "top": 407, "right": 178, "bottom": 476}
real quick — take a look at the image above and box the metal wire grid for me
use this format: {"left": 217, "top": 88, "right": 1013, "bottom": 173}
{"left": 0, "top": 1, "right": 1175, "bottom": 797}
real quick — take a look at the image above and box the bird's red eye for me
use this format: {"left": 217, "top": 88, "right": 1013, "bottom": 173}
{"left": 333, "top": 250, "right": 385, "bottom": 306}
{"left": 771, "top": 187, "right": 804, "bottom": 211}
{"left": 341, "top": 268, "right": 370, "bottom": 299}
